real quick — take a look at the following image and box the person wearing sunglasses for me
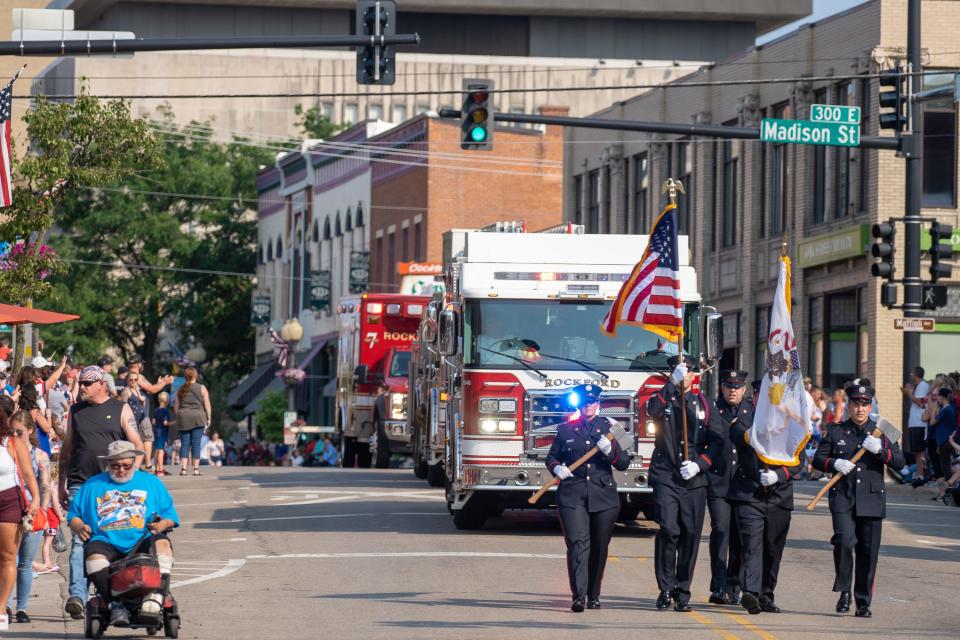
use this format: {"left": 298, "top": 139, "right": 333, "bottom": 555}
{"left": 66, "top": 440, "right": 179, "bottom": 628}
{"left": 57, "top": 366, "right": 145, "bottom": 621}
{"left": 812, "top": 384, "right": 905, "bottom": 619}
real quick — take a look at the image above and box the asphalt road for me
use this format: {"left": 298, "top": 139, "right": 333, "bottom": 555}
{"left": 15, "top": 466, "right": 960, "bottom": 639}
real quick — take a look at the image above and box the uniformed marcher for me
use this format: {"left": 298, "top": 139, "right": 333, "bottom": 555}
{"left": 707, "top": 369, "right": 752, "bottom": 606}
{"left": 812, "top": 384, "right": 905, "bottom": 618}
{"left": 727, "top": 381, "right": 801, "bottom": 616}
{"left": 546, "top": 383, "right": 632, "bottom": 612}
{"left": 647, "top": 355, "right": 725, "bottom": 612}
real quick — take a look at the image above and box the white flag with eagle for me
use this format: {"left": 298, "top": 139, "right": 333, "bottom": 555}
{"left": 747, "top": 254, "right": 811, "bottom": 466}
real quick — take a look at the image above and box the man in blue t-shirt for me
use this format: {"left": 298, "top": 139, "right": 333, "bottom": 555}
{"left": 67, "top": 441, "right": 180, "bottom": 627}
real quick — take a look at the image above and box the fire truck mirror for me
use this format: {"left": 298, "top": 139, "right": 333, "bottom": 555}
{"left": 439, "top": 309, "right": 458, "bottom": 356}
{"left": 354, "top": 364, "right": 369, "bottom": 384}
{"left": 704, "top": 312, "right": 724, "bottom": 363}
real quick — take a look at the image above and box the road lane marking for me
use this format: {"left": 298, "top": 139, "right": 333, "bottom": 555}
{"left": 247, "top": 551, "right": 570, "bottom": 560}
{"left": 726, "top": 613, "right": 778, "bottom": 640}
{"left": 174, "top": 500, "right": 248, "bottom": 507}
{"left": 171, "top": 559, "right": 246, "bottom": 589}
{"left": 608, "top": 556, "right": 621, "bottom": 562}
{"left": 178, "top": 537, "right": 248, "bottom": 543}
{"left": 916, "top": 539, "right": 960, "bottom": 548}
{"left": 689, "top": 611, "right": 740, "bottom": 640}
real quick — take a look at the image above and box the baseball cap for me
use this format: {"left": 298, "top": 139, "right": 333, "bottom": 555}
{"left": 0, "top": 360, "right": 9, "bottom": 374}
{"left": 31, "top": 356, "right": 53, "bottom": 368}
{"left": 97, "top": 355, "right": 114, "bottom": 367}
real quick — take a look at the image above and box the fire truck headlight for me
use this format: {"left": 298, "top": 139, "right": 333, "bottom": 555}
{"left": 496, "top": 419, "right": 517, "bottom": 434}
{"left": 390, "top": 393, "right": 407, "bottom": 420}
{"left": 645, "top": 420, "right": 656, "bottom": 436}
{"left": 479, "top": 419, "right": 498, "bottom": 434}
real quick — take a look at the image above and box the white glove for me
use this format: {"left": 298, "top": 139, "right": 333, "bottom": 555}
{"left": 596, "top": 436, "right": 612, "bottom": 456}
{"left": 553, "top": 464, "right": 573, "bottom": 480}
{"left": 834, "top": 459, "right": 855, "bottom": 475}
{"left": 670, "top": 363, "right": 688, "bottom": 386}
{"left": 680, "top": 460, "right": 700, "bottom": 481}
{"left": 760, "top": 470, "right": 779, "bottom": 487}
{"left": 861, "top": 435, "right": 882, "bottom": 455}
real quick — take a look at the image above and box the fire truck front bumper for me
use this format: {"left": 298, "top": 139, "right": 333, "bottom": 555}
{"left": 458, "top": 461, "right": 653, "bottom": 494}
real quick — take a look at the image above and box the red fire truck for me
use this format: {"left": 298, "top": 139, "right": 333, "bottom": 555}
{"left": 335, "top": 293, "right": 430, "bottom": 467}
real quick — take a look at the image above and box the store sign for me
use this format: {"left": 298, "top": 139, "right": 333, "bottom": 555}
{"left": 310, "top": 271, "right": 332, "bottom": 310}
{"left": 349, "top": 251, "right": 370, "bottom": 294}
{"left": 251, "top": 294, "right": 271, "bottom": 326}
{"left": 797, "top": 225, "right": 869, "bottom": 267}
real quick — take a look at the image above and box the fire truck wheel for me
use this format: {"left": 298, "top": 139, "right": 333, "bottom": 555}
{"left": 373, "top": 421, "right": 391, "bottom": 468}
{"left": 412, "top": 426, "right": 428, "bottom": 479}
{"left": 427, "top": 463, "right": 446, "bottom": 488}
{"left": 452, "top": 503, "right": 489, "bottom": 530}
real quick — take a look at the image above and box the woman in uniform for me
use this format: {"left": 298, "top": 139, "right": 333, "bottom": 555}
{"left": 546, "top": 383, "right": 631, "bottom": 612}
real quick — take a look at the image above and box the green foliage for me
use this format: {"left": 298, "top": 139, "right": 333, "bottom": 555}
{"left": 255, "top": 390, "right": 288, "bottom": 443}
{"left": 39, "top": 106, "right": 275, "bottom": 384}
{"left": 293, "top": 103, "right": 349, "bottom": 139}
{"left": 0, "top": 88, "right": 158, "bottom": 304}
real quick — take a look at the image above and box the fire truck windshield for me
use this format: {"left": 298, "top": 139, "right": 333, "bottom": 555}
{"left": 464, "top": 299, "right": 699, "bottom": 372}
{"left": 389, "top": 351, "right": 411, "bottom": 378}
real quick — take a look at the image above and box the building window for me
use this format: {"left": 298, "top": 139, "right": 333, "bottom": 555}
{"left": 833, "top": 82, "right": 852, "bottom": 219}
{"left": 414, "top": 221, "right": 422, "bottom": 261}
{"left": 573, "top": 175, "right": 584, "bottom": 226}
{"left": 587, "top": 170, "right": 600, "bottom": 233}
{"left": 402, "top": 225, "right": 409, "bottom": 262}
{"left": 356, "top": 204, "right": 364, "bottom": 228}
{"left": 858, "top": 77, "right": 871, "bottom": 213}
{"left": 754, "top": 305, "right": 771, "bottom": 377}
{"left": 722, "top": 140, "right": 738, "bottom": 248}
{"left": 376, "top": 236, "right": 383, "bottom": 288}
{"left": 824, "top": 289, "right": 861, "bottom": 389}
{"left": 369, "top": 104, "right": 384, "bottom": 121}
{"left": 321, "top": 102, "right": 333, "bottom": 121}
{"left": 311, "top": 221, "right": 319, "bottom": 242}
{"left": 391, "top": 104, "right": 407, "bottom": 123}
{"left": 335, "top": 212, "right": 342, "bottom": 237}
{"left": 603, "top": 166, "right": 611, "bottom": 234}
{"left": 344, "top": 103, "right": 359, "bottom": 125}
{"left": 808, "top": 296, "right": 824, "bottom": 385}
{"left": 275, "top": 236, "right": 283, "bottom": 260}
{"left": 416, "top": 104, "right": 430, "bottom": 115}
{"left": 922, "top": 71, "right": 957, "bottom": 207}
{"left": 387, "top": 232, "right": 396, "bottom": 289}
{"left": 676, "top": 141, "right": 692, "bottom": 235}
{"left": 812, "top": 89, "right": 827, "bottom": 224}
{"left": 267, "top": 243, "right": 273, "bottom": 262}
{"left": 633, "top": 153, "right": 648, "bottom": 233}
{"left": 323, "top": 217, "right": 332, "bottom": 240}
{"left": 770, "top": 102, "right": 790, "bottom": 235}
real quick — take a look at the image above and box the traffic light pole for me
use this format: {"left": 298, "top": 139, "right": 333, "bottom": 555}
{"left": 902, "top": 0, "right": 923, "bottom": 390}
{"left": 0, "top": 33, "right": 420, "bottom": 56}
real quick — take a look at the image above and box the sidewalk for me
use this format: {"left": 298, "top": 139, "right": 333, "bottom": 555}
{"left": 5, "top": 549, "right": 75, "bottom": 639}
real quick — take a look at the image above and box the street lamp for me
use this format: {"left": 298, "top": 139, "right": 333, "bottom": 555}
{"left": 279, "top": 318, "right": 304, "bottom": 412}
{"left": 185, "top": 344, "right": 207, "bottom": 364}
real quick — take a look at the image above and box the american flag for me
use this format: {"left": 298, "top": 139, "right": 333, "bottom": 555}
{"left": 601, "top": 203, "right": 683, "bottom": 339}
{"left": 268, "top": 327, "right": 290, "bottom": 368}
{"left": 0, "top": 68, "right": 23, "bottom": 208}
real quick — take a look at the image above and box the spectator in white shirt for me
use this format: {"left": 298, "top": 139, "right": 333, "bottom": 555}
{"left": 902, "top": 367, "right": 930, "bottom": 478}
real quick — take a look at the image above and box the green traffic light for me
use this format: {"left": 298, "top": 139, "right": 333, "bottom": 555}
{"left": 470, "top": 126, "right": 487, "bottom": 142}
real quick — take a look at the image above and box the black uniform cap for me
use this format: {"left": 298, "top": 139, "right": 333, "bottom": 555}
{"left": 845, "top": 384, "right": 875, "bottom": 402}
{"left": 568, "top": 383, "right": 602, "bottom": 408}
{"left": 666, "top": 354, "right": 697, "bottom": 369}
{"left": 720, "top": 369, "right": 749, "bottom": 389}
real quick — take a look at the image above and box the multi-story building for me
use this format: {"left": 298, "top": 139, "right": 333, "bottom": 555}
{"left": 33, "top": 0, "right": 810, "bottom": 140}
{"left": 565, "top": 0, "right": 960, "bottom": 427}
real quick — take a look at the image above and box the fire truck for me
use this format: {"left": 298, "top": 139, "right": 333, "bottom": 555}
{"left": 335, "top": 292, "right": 430, "bottom": 468}
{"left": 412, "top": 222, "right": 721, "bottom": 529}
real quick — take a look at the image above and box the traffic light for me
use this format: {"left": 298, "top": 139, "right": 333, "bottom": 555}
{"left": 929, "top": 220, "right": 954, "bottom": 282}
{"left": 870, "top": 221, "right": 896, "bottom": 279}
{"left": 878, "top": 67, "right": 908, "bottom": 132}
{"left": 460, "top": 79, "right": 494, "bottom": 150}
{"left": 356, "top": 0, "right": 396, "bottom": 86}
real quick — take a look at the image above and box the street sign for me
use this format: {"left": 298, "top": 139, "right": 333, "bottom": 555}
{"left": 810, "top": 103, "right": 861, "bottom": 125}
{"left": 310, "top": 271, "right": 332, "bottom": 310}
{"left": 761, "top": 118, "right": 860, "bottom": 147}
{"left": 922, "top": 284, "right": 948, "bottom": 309}
{"left": 893, "top": 318, "right": 936, "bottom": 332}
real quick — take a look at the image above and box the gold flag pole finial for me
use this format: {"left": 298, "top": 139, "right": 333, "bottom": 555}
{"left": 660, "top": 178, "right": 685, "bottom": 206}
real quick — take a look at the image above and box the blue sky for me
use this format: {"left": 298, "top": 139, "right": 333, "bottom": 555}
{"left": 757, "top": 0, "right": 870, "bottom": 45}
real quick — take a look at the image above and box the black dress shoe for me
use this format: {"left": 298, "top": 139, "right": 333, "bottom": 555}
{"left": 14, "top": 611, "right": 30, "bottom": 623}
{"left": 855, "top": 606, "right": 872, "bottom": 618}
{"left": 741, "top": 592, "right": 762, "bottom": 615}
{"left": 760, "top": 601, "right": 781, "bottom": 613}
{"left": 571, "top": 598, "right": 585, "bottom": 613}
{"left": 674, "top": 601, "right": 692, "bottom": 613}
{"left": 836, "top": 592, "right": 851, "bottom": 613}
{"left": 709, "top": 592, "right": 731, "bottom": 605}
{"left": 587, "top": 599, "right": 601, "bottom": 609}
{"left": 727, "top": 591, "right": 742, "bottom": 605}
{"left": 656, "top": 591, "right": 672, "bottom": 610}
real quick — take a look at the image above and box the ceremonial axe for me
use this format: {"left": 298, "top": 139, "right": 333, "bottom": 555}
{"left": 806, "top": 416, "right": 902, "bottom": 511}
{"left": 528, "top": 423, "right": 629, "bottom": 505}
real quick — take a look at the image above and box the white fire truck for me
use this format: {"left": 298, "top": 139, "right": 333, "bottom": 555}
{"left": 412, "top": 222, "right": 721, "bottom": 529}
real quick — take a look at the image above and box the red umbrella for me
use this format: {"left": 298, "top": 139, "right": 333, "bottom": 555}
{"left": 0, "top": 303, "right": 79, "bottom": 325}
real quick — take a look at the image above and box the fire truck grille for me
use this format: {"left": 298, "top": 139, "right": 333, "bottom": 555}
{"left": 523, "top": 391, "right": 637, "bottom": 458}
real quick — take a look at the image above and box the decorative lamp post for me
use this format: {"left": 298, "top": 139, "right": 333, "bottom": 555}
{"left": 279, "top": 318, "right": 305, "bottom": 412}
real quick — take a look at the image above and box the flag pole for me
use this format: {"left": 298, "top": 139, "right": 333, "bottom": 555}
{"left": 662, "top": 178, "right": 689, "bottom": 462}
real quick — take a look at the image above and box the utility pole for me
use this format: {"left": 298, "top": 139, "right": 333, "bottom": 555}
{"left": 902, "top": 0, "right": 923, "bottom": 388}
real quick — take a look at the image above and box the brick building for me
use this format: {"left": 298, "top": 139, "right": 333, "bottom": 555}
{"left": 565, "top": 0, "right": 960, "bottom": 427}
{"left": 369, "top": 108, "right": 566, "bottom": 292}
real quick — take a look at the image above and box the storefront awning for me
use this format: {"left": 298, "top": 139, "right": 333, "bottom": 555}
{"left": 226, "top": 361, "right": 278, "bottom": 409}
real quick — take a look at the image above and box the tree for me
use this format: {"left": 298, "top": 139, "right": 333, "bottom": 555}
{"left": 255, "top": 390, "right": 287, "bottom": 443}
{"left": 40, "top": 107, "right": 275, "bottom": 390}
{"left": 1, "top": 88, "right": 159, "bottom": 369}
{"left": 293, "top": 103, "right": 349, "bottom": 139}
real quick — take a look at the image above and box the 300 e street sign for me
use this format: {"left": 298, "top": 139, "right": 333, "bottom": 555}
{"left": 761, "top": 118, "right": 860, "bottom": 147}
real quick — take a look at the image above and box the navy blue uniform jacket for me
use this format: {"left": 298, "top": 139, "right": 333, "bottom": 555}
{"left": 546, "top": 414, "right": 632, "bottom": 512}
